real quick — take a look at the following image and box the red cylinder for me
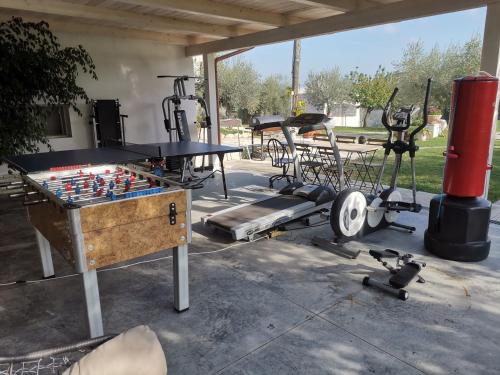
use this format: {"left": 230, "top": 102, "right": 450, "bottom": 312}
{"left": 443, "top": 74, "right": 499, "bottom": 197}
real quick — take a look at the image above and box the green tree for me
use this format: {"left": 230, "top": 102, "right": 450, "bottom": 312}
{"left": 349, "top": 66, "right": 396, "bottom": 127}
{"left": 393, "top": 35, "right": 482, "bottom": 116}
{"left": 0, "top": 17, "right": 97, "bottom": 158}
{"left": 258, "top": 75, "right": 290, "bottom": 116}
{"left": 218, "top": 59, "right": 260, "bottom": 122}
{"left": 304, "top": 67, "right": 350, "bottom": 115}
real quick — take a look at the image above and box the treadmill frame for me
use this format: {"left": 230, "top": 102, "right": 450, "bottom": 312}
{"left": 202, "top": 113, "right": 345, "bottom": 241}
{"left": 203, "top": 195, "right": 330, "bottom": 240}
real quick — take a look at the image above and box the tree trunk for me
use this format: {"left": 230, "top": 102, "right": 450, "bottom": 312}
{"left": 291, "top": 39, "right": 301, "bottom": 116}
{"left": 363, "top": 108, "right": 372, "bottom": 128}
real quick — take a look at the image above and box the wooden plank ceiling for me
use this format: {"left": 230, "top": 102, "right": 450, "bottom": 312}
{"left": 0, "top": 0, "right": 494, "bottom": 54}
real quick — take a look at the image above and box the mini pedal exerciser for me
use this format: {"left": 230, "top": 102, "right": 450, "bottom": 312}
{"left": 330, "top": 78, "right": 432, "bottom": 242}
{"left": 363, "top": 249, "right": 426, "bottom": 301}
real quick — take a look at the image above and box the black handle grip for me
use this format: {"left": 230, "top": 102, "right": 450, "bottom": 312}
{"left": 381, "top": 88, "right": 399, "bottom": 131}
{"left": 410, "top": 78, "right": 433, "bottom": 141}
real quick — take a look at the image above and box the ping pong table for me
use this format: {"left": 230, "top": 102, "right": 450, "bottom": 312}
{"left": 4, "top": 141, "right": 242, "bottom": 198}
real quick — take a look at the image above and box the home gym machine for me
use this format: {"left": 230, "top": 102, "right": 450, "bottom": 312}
{"left": 159, "top": 74, "right": 211, "bottom": 143}
{"left": 330, "top": 78, "right": 432, "bottom": 241}
{"left": 425, "top": 74, "right": 499, "bottom": 262}
{"left": 156, "top": 74, "right": 212, "bottom": 182}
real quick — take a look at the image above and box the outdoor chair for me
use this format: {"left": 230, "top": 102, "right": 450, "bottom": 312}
{"left": 90, "top": 99, "right": 128, "bottom": 148}
{"left": 350, "top": 160, "right": 383, "bottom": 194}
{"left": 267, "top": 138, "right": 294, "bottom": 188}
{"left": 317, "top": 146, "right": 352, "bottom": 191}
{"left": 295, "top": 142, "right": 324, "bottom": 185}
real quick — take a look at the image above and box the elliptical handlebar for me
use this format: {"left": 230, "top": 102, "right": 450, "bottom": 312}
{"left": 409, "top": 78, "right": 433, "bottom": 142}
{"left": 382, "top": 87, "right": 399, "bottom": 131}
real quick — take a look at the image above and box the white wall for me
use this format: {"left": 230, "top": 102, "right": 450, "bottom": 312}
{"left": 40, "top": 32, "right": 195, "bottom": 152}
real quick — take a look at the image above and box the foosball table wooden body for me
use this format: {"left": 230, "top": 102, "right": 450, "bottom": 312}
{"left": 22, "top": 164, "right": 191, "bottom": 338}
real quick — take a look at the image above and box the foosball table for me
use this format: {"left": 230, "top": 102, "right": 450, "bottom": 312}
{"left": 3, "top": 155, "right": 191, "bottom": 338}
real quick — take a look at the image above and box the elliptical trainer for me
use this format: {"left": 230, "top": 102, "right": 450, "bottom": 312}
{"left": 330, "top": 78, "right": 432, "bottom": 241}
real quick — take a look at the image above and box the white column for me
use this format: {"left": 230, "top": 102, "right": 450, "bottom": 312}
{"left": 203, "top": 53, "right": 219, "bottom": 146}
{"left": 480, "top": 2, "right": 500, "bottom": 198}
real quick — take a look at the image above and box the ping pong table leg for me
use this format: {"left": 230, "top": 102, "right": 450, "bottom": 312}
{"left": 218, "top": 153, "right": 228, "bottom": 199}
{"left": 173, "top": 244, "right": 189, "bottom": 312}
{"left": 35, "top": 229, "right": 55, "bottom": 278}
{"left": 81, "top": 269, "right": 104, "bottom": 338}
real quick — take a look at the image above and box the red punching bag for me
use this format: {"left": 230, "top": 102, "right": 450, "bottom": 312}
{"left": 443, "top": 74, "right": 498, "bottom": 197}
{"left": 425, "top": 73, "right": 499, "bottom": 262}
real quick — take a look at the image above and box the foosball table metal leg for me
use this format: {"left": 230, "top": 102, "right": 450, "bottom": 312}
{"left": 35, "top": 229, "right": 55, "bottom": 278}
{"left": 67, "top": 208, "right": 104, "bottom": 337}
{"left": 81, "top": 269, "right": 104, "bottom": 338}
{"left": 173, "top": 244, "right": 189, "bottom": 312}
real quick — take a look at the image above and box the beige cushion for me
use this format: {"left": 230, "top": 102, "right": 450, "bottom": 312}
{"left": 63, "top": 325, "right": 167, "bottom": 375}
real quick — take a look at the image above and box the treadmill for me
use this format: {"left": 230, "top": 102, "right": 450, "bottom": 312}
{"left": 202, "top": 113, "right": 345, "bottom": 240}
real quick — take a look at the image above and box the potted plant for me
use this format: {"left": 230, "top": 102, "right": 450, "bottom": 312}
{"left": 0, "top": 17, "right": 97, "bottom": 159}
{"left": 427, "top": 106, "right": 443, "bottom": 124}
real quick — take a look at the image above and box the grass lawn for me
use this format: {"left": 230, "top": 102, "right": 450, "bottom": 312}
{"left": 335, "top": 126, "right": 386, "bottom": 134}
{"left": 370, "top": 136, "right": 500, "bottom": 202}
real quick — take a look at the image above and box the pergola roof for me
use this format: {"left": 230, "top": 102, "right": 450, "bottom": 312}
{"left": 0, "top": 0, "right": 497, "bottom": 56}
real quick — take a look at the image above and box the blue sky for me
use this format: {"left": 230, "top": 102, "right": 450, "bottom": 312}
{"left": 235, "top": 7, "right": 486, "bottom": 82}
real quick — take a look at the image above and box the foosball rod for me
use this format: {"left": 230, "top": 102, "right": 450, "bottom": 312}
{"left": 59, "top": 183, "right": 154, "bottom": 203}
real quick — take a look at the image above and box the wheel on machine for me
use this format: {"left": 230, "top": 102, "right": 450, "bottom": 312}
{"left": 330, "top": 189, "right": 367, "bottom": 241}
{"left": 380, "top": 189, "right": 402, "bottom": 224}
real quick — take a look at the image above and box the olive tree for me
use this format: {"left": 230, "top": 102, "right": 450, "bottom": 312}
{"left": 393, "top": 35, "right": 482, "bottom": 116}
{"left": 349, "top": 66, "right": 396, "bottom": 127}
{"left": 218, "top": 59, "right": 260, "bottom": 122}
{"left": 304, "top": 67, "right": 351, "bottom": 115}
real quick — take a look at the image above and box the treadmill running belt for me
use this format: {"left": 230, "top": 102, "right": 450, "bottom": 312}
{"left": 206, "top": 195, "right": 309, "bottom": 230}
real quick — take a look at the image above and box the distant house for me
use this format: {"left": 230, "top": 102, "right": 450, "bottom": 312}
{"left": 297, "top": 92, "right": 362, "bottom": 127}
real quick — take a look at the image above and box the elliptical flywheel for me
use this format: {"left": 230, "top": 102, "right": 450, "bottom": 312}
{"left": 330, "top": 189, "right": 367, "bottom": 241}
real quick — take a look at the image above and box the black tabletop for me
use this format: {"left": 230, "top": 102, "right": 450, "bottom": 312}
{"left": 117, "top": 141, "right": 242, "bottom": 158}
{"left": 3, "top": 141, "right": 242, "bottom": 173}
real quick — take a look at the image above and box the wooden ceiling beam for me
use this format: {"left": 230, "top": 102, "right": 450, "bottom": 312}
{"left": 0, "top": 0, "right": 246, "bottom": 37}
{"left": 186, "top": 0, "right": 494, "bottom": 56}
{"left": 286, "top": 0, "right": 375, "bottom": 12}
{"left": 118, "top": 0, "right": 306, "bottom": 26}
{"left": 0, "top": 12, "right": 219, "bottom": 45}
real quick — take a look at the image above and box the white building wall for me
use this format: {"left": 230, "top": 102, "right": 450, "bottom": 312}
{"left": 39, "top": 33, "right": 194, "bottom": 152}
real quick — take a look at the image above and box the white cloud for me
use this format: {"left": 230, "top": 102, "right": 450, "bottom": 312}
{"left": 383, "top": 23, "right": 398, "bottom": 34}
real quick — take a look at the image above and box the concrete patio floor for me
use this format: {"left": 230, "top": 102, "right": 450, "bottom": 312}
{"left": 1, "top": 159, "right": 500, "bottom": 374}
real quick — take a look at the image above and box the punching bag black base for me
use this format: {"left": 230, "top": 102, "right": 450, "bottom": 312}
{"left": 425, "top": 195, "right": 491, "bottom": 262}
